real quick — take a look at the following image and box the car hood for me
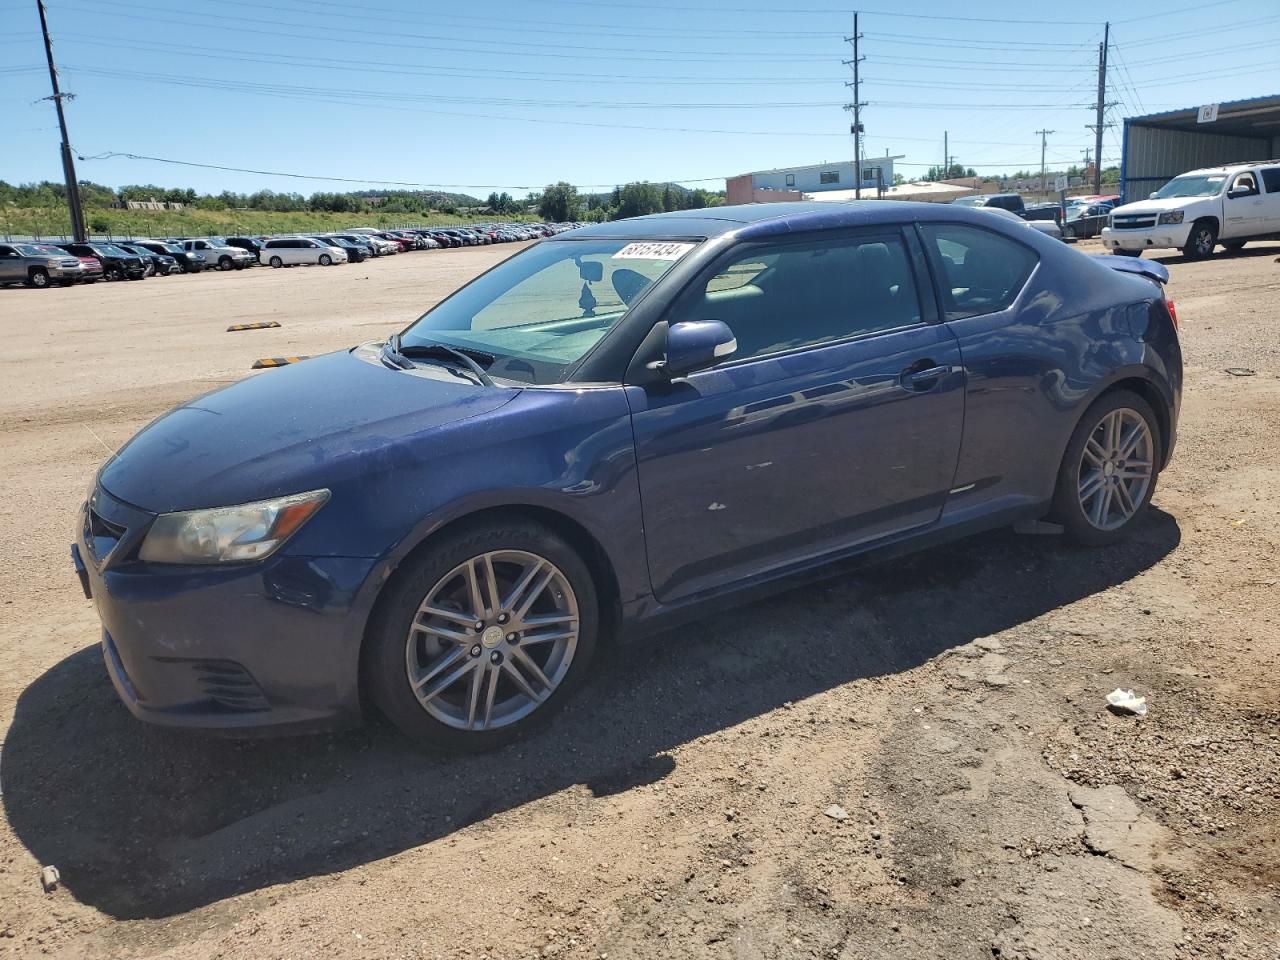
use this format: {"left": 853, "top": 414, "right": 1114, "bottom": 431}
{"left": 99, "top": 347, "right": 519, "bottom": 514}
{"left": 1111, "top": 196, "right": 1210, "bottom": 216}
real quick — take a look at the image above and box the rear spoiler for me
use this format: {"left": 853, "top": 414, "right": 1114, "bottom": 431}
{"left": 1090, "top": 254, "right": 1169, "bottom": 286}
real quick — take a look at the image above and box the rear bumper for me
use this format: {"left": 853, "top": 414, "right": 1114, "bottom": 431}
{"left": 75, "top": 492, "right": 380, "bottom": 736}
{"left": 1101, "top": 223, "right": 1191, "bottom": 252}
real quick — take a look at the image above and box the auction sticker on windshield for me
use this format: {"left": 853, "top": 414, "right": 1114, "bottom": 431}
{"left": 612, "top": 241, "right": 696, "bottom": 260}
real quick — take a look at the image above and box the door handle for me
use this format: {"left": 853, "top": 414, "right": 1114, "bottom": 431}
{"left": 902, "top": 362, "right": 951, "bottom": 390}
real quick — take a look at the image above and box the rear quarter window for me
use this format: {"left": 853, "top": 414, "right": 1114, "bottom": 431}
{"left": 921, "top": 223, "right": 1038, "bottom": 321}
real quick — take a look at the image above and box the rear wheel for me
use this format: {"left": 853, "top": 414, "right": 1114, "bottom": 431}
{"left": 1052, "top": 390, "right": 1161, "bottom": 546}
{"left": 26, "top": 268, "right": 50, "bottom": 289}
{"left": 1111, "top": 249, "right": 1142, "bottom": 257}
{"left": 1182, "top": 220, "right": 1217, "bottom": 260}
{"left": 365, "top": 518, "right": 599, "bottom": 753}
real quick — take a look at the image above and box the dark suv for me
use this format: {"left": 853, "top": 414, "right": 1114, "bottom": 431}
{"left": 58, "top": 243, "right": 147, "bottom": 281}
{"left": 134, "top": 240, "right": 206, "bottom": 273}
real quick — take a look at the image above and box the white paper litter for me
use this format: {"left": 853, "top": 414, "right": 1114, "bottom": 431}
{"left": 1105, "top": 688, "right": 1148, "bottom": 716}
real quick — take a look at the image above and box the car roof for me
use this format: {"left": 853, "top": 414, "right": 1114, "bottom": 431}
{"left": 1179, "top": 161, "right": 1276, "bottom": 176}
{"left": 557, "top": 200, "right": 990, "bottom": 241}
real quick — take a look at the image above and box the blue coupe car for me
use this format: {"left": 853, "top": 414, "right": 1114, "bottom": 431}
{"left": 73, "top": 201, "right": 1181, "bottom": 751}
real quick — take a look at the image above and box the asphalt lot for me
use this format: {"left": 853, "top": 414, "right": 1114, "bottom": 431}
{"left": 0, "top": 238, "right": 1277, "bottom": 959}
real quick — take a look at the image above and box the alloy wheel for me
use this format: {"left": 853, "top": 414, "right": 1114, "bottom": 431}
{"left": 405, "top": 550, "right": 579, "bottom": 731}
{"left": 1077, "top": 407, "right": 1154, "bottom": 531}
{"left": 1194, "top": 228, "right": 1214, "bottom": 257}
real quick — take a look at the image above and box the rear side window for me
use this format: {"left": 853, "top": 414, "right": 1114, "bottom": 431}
{"left": 920, "top": 224, "right": 1038, "bottom": 320}
{"left": 671, "top": 232, "right": 923, "bottom": 363}
{"left": 1260, "top": 168, "right": 1280, "bottom": 193}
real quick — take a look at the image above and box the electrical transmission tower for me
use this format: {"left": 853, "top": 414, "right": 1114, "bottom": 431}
{"left": 843, "top": 13, "right": 866, "bottom": 199}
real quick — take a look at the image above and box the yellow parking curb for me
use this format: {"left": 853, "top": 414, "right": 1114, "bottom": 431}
{"left": 251, "top": 356, "right": 309, "bottom": 369}
{"left": 227, "top": 321, "right": 282, "bottom": 332}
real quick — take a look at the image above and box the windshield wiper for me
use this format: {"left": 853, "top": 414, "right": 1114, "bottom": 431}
{"left": 384, "top": 333, "right": 496, "bottom": 387}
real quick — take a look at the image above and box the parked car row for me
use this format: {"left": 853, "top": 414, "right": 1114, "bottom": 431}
{"left": 0, "top": 222, "right": 580, "bottom": 289}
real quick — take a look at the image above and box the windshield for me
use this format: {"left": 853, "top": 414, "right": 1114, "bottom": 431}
{"left": 15, "top": 244, "right": 54, "bottom": 256}
{"left": 1153, "top": 175, "right": 1226, "bottom": 199}
{"left": 402, "top": 238, "right": 698, "bottom": 384}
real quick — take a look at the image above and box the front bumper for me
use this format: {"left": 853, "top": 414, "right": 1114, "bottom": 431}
{"left": 74, "top": 487, "right": 380, "bottom": 735}
{"left": 1101, "top": 222, "right": 1191, "bottom": 252}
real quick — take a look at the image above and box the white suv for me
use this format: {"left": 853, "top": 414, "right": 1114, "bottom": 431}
{"left": 261, "top": 237, "right": 349, "bottom": 268}
{"left": 1101, "top": 160, "right": 1280, "bottom": 259}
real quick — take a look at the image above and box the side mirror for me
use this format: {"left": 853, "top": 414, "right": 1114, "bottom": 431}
{"left": 1149, "top": 192, "right": 1159, "bottom": 199}
{"left": 662, "top": 320, "right": 737, "bottom": 377}
{"left": 1227, "top": 187, "right": 1254, "bottom": 199}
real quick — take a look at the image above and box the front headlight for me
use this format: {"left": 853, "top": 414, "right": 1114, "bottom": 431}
{"left": 139, "top": 489, "right": 329, "bottom": 564}
{"left": 1157, "top": 211, "right": 1184, "bottom": 225}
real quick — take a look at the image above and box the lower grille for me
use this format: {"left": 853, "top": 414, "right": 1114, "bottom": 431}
{"left": 189, "top": 660, "right": 270, "bottom": 712}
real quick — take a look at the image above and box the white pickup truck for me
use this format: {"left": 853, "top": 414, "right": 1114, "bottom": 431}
{"left": 1101, "top": 160, "right": 1280, "bottom": 259}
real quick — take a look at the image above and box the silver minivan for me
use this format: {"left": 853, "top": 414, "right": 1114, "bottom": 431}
{"left": 261, "top": 237, "right": 349, "bottom": 268}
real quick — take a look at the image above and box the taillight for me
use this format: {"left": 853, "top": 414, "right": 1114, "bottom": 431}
{"left": 1165, "top": 298, "right": 1178, "bottom": 331}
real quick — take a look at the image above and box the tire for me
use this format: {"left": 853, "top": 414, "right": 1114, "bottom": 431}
{"left": 1111, "top": 249, "right": 1142, "bottom": 257}
{"left": 26, "top": 268, "right": 50, "bottom": 289}
{"left": 1182, "top": 220, "right": 1217, "bottom": 260}
{"left": 106, "top": 266, "right": 123, "bottom": 281}
{"left": 318, "top": 254, "right": 333, "bottom": 266}
{"left": 218, "top": 255, "right": 234, "bottom": 271}
{"left": 269, "top": 256, "right": 283, "bottom": 269}
{"left": 1052, "top": 390, "right": 1162, "bottom": 547}
{"left": 365, "top": 517, "right": 600, "bottom": 753}
{"left": 1223, "top": 240, "right": 1246, "bottom": 253}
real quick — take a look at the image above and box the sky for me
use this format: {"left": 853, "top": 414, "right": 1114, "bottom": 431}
{"left": 2, "top": 0, "right": 1278, "bottom": 198}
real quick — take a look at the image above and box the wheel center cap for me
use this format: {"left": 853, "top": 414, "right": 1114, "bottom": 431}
{"left": 1103, "top": 461, "right": 1116, "bottom": 477}
{"left": 481, "top": 625, "right": 506, "bottom": 649}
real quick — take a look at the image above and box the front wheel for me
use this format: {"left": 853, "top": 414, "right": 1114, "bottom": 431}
{"left": 26, "top": 268, "right": 50, "bottom": 289}
{"left": 365, "top": 518, "right": 599, "bottom": 753}
{"left": 1052, "top": 390, "right": 1161, "bottom": 546}
{"left": 1182, "top": 220, "right": 1217, "bottom": 260}
{"left": 318, "top": 254, "right": 333, "bottom": 266}
{"left": 218, "top": 255, "right": 234, "bottom": 271}
{"left": 269, "top": 256, "right": 283, "bottom": 269}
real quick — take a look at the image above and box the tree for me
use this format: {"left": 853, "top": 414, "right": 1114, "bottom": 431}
{"left": 537, "top": 182, "right": 581, "bottom": 221}
{"left": 1100, "top": 165, "right": 1120, "bottom": 185}
{"left": 892, "top": 173, "right": 906, "bottom": 186}
{"left": 924, "top": 163, "right": 978, "bottom": 182}
{"left": 613, "top": 181, "right": 664, "bottom": 220}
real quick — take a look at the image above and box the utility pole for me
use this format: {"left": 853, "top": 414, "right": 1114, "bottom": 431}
{"left": 1036, "top": 128, "right": 1055, "bottom": 197}
{"left": 943, "top": 130, "right": 948, "bottom": 178}
{"left": 843, "top": 12, "right": 866, "bottom": 199}
{"left": 36, "top": 0, "right": 86, "bottom": 241}
{"left": 1090, "top": 22, "right": 1111, "bottom": 196}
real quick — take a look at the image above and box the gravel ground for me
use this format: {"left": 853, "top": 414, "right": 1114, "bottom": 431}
{"left": 0, "top": 239, "right": 1276, "bottom": 960}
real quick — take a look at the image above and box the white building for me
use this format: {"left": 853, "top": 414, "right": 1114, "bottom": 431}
{"left": 727, "top": 155, "right": 902, "bottom": 204}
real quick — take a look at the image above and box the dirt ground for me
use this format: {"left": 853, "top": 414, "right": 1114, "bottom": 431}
{"left": 0, "top": 238, "right": 1276, "bottom": 960}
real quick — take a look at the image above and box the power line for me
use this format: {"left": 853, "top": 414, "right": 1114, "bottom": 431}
{"left": 74, "top": 150, "right": 727, "bottom": 189}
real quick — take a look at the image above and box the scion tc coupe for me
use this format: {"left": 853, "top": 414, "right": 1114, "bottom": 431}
{"left": 73, "top": 202, "right": 1181, "bottom": 752}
